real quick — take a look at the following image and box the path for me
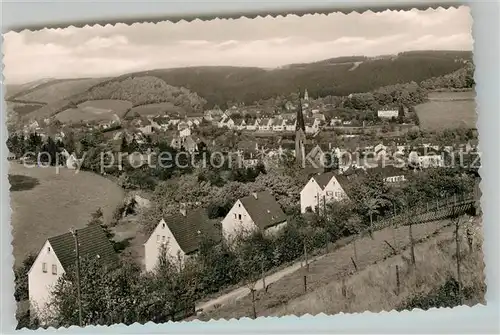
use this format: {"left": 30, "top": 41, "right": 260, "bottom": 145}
{"left": 195, "top": 254, "right": 327, "bottom": 313}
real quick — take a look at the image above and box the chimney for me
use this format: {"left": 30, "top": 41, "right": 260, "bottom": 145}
{"left": 180, "top": 203, "right": 187, "bottom": 217}
{"left": 252, "top": 192, "right": 258, "bottom": 200}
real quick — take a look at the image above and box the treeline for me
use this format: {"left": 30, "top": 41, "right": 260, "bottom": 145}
{"left": 420, "top": 62, "right": 475, "bottom": 90}
{"left": 129, "top": 53, "right": 467, "bottom": 108}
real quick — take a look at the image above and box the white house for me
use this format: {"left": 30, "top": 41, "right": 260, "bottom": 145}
{"left": 300, "top": 172, "right": 350, "bottom": 213}
{"left": 283, "top": 119, "right": 294, "bottom": 132}
{"left": 409, "top": 149, "right": 445, "bottom": 168}
{"left": 179, "top": 127, "right": 192, "bottom": 138}
{"left": 236, "top": 119, "right": 247, "bottom": 130}
{"left": 218, "top": 117, "right": 235, "bottom": 129}
{"left": 374, "top": 143, "right": 388, "bottom": 161}
{"left": 305, "top": 118, "right": 322, "bottom": 134}
{"left": 330, "top": 118, "right": 342, "bottom": 126}
{"left": 259, "top": 118, "right": 272, "bottom": 131}
{"left": 246, "top": 119, "right": 260, "bottom": 131}
{"left": 272, "top": 118, "right": 285, "bottom": 132}
{"left": 377, "top": 109, "right": 399, "bottom": 119}
{"left": 28, "top": 225, "right": 118, "bottom": 319}
{"left": 370, "top": 166, "right": 407, "bottom": 183}
{"left": 221, "top": 191, "right": 287, "bottom": 241}
{"left": 144, "top": 207, "right": 221, "bottom": 272}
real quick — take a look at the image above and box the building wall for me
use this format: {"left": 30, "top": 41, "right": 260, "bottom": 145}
{"left": 221, "top": 200, "right": 257, "bottom": 241}
{"left": 144, "top": 219, "right": 185, "bottom": 272}
{"left": 300, "top": 176, "right": 348, "bottom": 213}
{"left": 378, "top": 110, "right": 399, "bottom": 118}
{"left": 28, "top": 241, "right": 65, "bottom": 318}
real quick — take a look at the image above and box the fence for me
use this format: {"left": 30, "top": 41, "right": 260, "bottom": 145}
{"left": 234, "top": 192, "right": 479, "bottom": 320}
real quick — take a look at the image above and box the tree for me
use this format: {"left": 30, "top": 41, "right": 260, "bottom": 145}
{"left": 14, "top": 253, "right": 37, "bottom": 302}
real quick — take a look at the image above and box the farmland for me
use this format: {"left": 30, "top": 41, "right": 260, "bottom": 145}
{"left": 128, "top": 102, "right": 185, "bottom": 117}
{"left": 415, "top": 90, "right": 477, "bottom": 131}
{"left": 9, "top": 162, "right": 125, "bottom": 267}
{"left": 55, "top": 99, "right": 132, "bottom": 123}
{"left": 7, "top": 78, "right": 108, "bottom": 104}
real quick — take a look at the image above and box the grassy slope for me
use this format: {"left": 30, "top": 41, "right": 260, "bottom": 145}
{"left": 274, "top": 217, "right": 484, "bottom": 316}
{"left": 415, "top": 91, "right": 477, "bottom": 130}
{"left": 9, "top": 162, "right": 125, "bottom": 267}
{"left": 197, "top": 215, "right": 483, "bottom": 320}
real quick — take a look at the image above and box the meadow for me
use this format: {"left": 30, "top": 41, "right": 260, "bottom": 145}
{"left": 128, "top": 102, "right": 185, "bottom": 116}
{"left": 274, "top": 217, "right": 484, "bottom": 316}
{"left": 415, "top": 91, "right": 477, "bottom": 131}
{"left": 55, "top": 99, "right": 132, "bottom": 123}
{"left": 9, "top": 162, "right": 125, "bottom": 267}
{"left": 197, "top": 215, "right": 482, "bottom": 320}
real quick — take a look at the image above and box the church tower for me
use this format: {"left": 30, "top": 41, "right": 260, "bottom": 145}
{"left": 295, "top": 90, "right": 306, "bottom": 166}
{"left": 304, "top": 88, "right": 309, "bottom": 101}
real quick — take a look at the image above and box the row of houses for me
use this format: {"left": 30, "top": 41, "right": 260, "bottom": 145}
{"left": 217, "top": 115, "right": 323, "bottom": 134}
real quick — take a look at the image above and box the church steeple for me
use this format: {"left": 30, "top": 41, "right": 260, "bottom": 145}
{"left": 304, "top": 88, "right": 309, "bottom": 101}
{"left": 295, "top": 89, "right": 306, "bottom": 166}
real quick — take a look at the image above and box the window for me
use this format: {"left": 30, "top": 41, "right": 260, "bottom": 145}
{"left": 234, "top": 213, "right": 237, "bottom": 219}
{"left": 162, "top": 223, "right": 165, "bottom": 229}
{"left": 52, "top": 264, "right": 57, "bottom": 275}
{"left": 47, "top": 247, "right": 51, "bottom": 253}
{"left": 238, "top": 203, "right": 241, "bottom": 207}
{"left": 42, "top": 263, "right": 47, "bottom": 273}
{"left": 156, "top": 235, "right": 160, "bottom": 243}
{"left": 162, "top": 236, "right": 166, "bottom": 243}
{"left": 238, "top": 214, "right": 242, "bottom": 220}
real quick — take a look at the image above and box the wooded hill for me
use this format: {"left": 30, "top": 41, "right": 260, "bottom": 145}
{"left": 6, "top": 50, "right": 472, "bottom": 121}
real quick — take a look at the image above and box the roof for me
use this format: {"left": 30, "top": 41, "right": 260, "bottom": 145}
{"left": 47, "top": 224, "right": 119, "bottom": 272}
{"left": 240, "top": 191, "right": 287, "bottom": 230}
{"left": 312, "top": 172, "right": 336, "bottom": 189}
{"left": 164, "top": 208, "right": 222, "bottom": 254}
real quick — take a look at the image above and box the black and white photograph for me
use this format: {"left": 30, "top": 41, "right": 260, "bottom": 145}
{"left": 4, "top": 5, "right": 484, "bottom": 330}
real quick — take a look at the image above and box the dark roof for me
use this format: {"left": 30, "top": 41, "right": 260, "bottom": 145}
{"left": 47, "top": 225, "right": 119, "bottom": 272}
{"left": 165, "top": 208, "right": 222, "bottom": 255}
{"left": 312, "top": 172, "right": 336, "bottom": 189}
{"left": 240, "top": 191, "right": 287, "bottom": 230}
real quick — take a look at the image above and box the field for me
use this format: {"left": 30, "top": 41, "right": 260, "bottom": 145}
{"left": 55, "top": 99, "right": 132, "bottom": 123}
{"left": 128, "top": 102, "right": 185, "bottom": 117}
{"left": 9, "top": 78, "right": 108, "bottom": 104}
{"left": 9, "top": 162, "right": 125, "bottom": 267}
{"left": 196, "top": 216, "right": 482, "bottom": 320}
{"left": 415, "top": 91, "right": 477, "bottom": 130}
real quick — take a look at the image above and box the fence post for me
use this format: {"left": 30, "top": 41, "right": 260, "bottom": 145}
{"left": 261, "top": 260, "right": 266, "bottom": 293}
{"left": 408, "top": 209, "right": 416, "bottom": 266}
{"left": 251, "top": 288, "right": 257, "bottom": 319}
{"left": 455, "top": 217, "right": 463, "bottom": 305}
{"left": 396, "top": 265, "right": 401, "bottom": 296}
{"left": 303, "top": 275, "right": 307, "bottom": 293}
{"left": 342, "top": 277, "right": 347, "bottom": 298}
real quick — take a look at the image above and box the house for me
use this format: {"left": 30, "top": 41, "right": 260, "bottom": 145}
{"left": 236, "top": 119, "right": 247, "bottom": 130}
{"left": 330, "top": 118, "right": 342, "bottom": 126}
{"left": 179, "top": 127, "right": 192, "bottom": 138}
{"left": 369, "top": 166, "right": 407, "bottom": 183}
{"left": 305, "top": 118, "right": 322, "bottom": 134}
{"left": 374, "top": 143, "right": 388, "bottom": 161}
{"left": 408, "top": 148, "right": 444, "bottom": 168}
{"left": 377, "top": 109, "right": 399, "bottom": 119}
{"left": 28, "top": 225, "right": 118, "bottom": 318}
{"left": 284, "top": 119, "right": 296, "bottom": 131}
{"left": 300, "top": 172, "right": 351, "bottom": 213}
{"left": 272, "top": 118, "right": 285, "bottom": 132}
{"left": 144, "top": 206, "right": 221, "bottom": 272}
{"left": 218, "top": 117, "right": 235, "bottom": 129}
{"left": 246, "top": 119, "right": 260, "bottom": 131}
{"left": 221, "top": 191, "right": 287, "bottom": 240}
{"left": 259, "top": 118, "right": 272, "bottom": 131}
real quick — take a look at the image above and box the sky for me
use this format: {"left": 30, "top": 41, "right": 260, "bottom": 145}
{"left": 3, "top": 6, "right": 473, "bottom": 84}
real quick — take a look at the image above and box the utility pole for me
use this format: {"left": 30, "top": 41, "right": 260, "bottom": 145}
{"left": 71, "top": 228, "right": 83, "bottom": 327}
